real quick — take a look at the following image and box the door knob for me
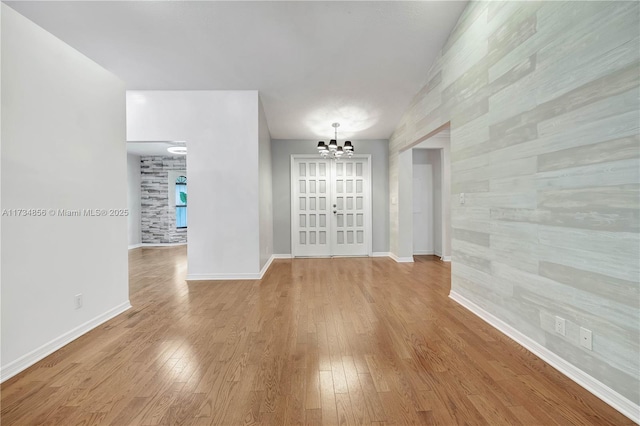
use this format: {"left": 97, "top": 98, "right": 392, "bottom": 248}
{"left": 333, "top": 210, "right": 337, "bottom": 214}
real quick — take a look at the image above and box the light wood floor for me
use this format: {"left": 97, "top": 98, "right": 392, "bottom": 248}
{"left": 1, "top": 246, "right": 633, "bottom": 425}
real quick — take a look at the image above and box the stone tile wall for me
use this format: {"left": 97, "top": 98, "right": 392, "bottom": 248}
{"left": 140, "top": 156, "right": 187, "bottom": 244}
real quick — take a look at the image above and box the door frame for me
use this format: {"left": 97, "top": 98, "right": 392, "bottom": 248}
{"left": 290, "top": 154, "right": 373, "bottom": 258}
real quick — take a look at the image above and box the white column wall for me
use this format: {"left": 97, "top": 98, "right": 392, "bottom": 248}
{"left": 126, "top": 90, "right": 265, "bottom": 279}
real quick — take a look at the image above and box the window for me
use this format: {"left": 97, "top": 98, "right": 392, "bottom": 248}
{"left": 175, "top": 176, "right": 187, "bottom": 228}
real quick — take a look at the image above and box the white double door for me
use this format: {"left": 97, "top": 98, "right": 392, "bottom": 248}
{"left": 291, "top": 156, "right": 371, "bottom": 257}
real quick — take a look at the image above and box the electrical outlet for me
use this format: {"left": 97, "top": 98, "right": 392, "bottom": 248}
{"left": 554, "top": 316, "right": 566, "bottom": 336}
{"left": 580, "top": 327, "right": 592, "bottom": 350}
{"left": 459, "top": 193, "right": 465, "bottom": 205}
{"left": 75, "top": 294, "right": 83, "bottom": 310}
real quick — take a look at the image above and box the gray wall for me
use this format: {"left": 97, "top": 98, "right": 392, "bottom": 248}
{"left": 127, "top": 153, "right": 142, "bottom": 247}
{"left": 141, "top": 156, "right": 187, "bottom": 244}
{"left": 389, "top": 1, "right": 640, "bottom": 405}
{"left": 272, "top": 139, "right": 389, "bottom": 254}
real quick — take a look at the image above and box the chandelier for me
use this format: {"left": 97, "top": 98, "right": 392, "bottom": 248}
{"left": 317, "top": 123, "right": 354, "bottom": 159}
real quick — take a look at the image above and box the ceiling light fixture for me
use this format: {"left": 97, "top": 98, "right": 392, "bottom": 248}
{"left": 317, "top": 123, "right": 354, "bottom": 159}
{"left": 167, "top": 146, "right": 187, "bottom": 155}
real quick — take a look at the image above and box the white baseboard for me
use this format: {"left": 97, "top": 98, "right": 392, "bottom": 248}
{"left": 273, "top": 252, "right": 394, "bottom": 259}
{"left": 413, "top": 250, "right": 435, "bottom": 255}
{"left": 187, "top": 254, "right": 283, "bottom": 281}
{"left": 272, "top": 254, "right": 293, "bottom": 259}
{"left": 258, "top": 254, "right": 296, "bottom": 278}
{"left": 128, "top": 243, "right": 143, "bottom": 249}
{"left": 441, "top": 256, "right": 451, "bottom": 262}
{"left": 371, "top": 252, "right": 391, "bottom": 257}
{"left": 389, "top": 252, "right": 414, "bottom": 263}
{"left": 0, "top": 300, "right": 132, "bottom": 383}
{"left": 259, "top": 255, "right": 275, "bottom": 279}
{"left": 186, "top": 272, "right": 261, "bottom": 280}
{"left": 449, "top": 291, "right": 640, "bottom": 423}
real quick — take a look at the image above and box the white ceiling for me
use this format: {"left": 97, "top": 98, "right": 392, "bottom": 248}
{"left": 5, "top": 1, "right": 467, "bottom": 142}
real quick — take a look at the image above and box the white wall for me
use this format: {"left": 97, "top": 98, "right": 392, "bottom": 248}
{"left": 412, "top": 149, "right": 443, "bottom": 256}
{"left": 396, "top": 149, "right": 414, "bottom": 260}
{"left": 430, "top": 150, "right": 443, "bottom": 256}
{"left": 127, "top": 153, "right": 142, "bottom": 247}
{"left": 258, "top": 98, "right": 273, "bottom": 270}
{"left": 126, "top": 90, "right": 266, "bottom": 279}
{"left": 412, "top": 150, "right": 434, "bottom": 255}
{"left": 1, "top": 4, "right": 130, "bottom": 380}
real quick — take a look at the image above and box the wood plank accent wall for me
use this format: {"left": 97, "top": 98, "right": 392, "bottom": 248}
{"left": 389, "top": 1, "right": 640, "bottom": 405}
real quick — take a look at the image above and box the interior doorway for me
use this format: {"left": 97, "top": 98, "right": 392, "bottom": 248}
{"left": 395, "top": 127, "right": 450, "bottom": 262}
{"left": 291, "top": 155, "right": 372, "bottom": 257}
{"left": 412, "top": 149, "right": 443, "bottom": 257}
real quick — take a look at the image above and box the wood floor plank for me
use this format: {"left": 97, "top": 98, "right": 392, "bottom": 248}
{"left": 284, "top": 368, "right": 305, "bottom": 425}
{"left": 335, "top": 392, "right": 357, "bottom": 426}
{"left": 319, "top": 370, "right": 338, "bottom": 425}
{"left": 357, "top": 373, "right": 387, "bottom": 423}
{"left": 341, "top": 355, "right": 371, "bottom": 425}
{"left": 305, "top": 408, "right": 322, "bottom": 426}
{"left": 363, "top": 355, "right": 391, "bottom": 393}
{"left": 304, "top": 336, "right": 322, "bottom": 410}
{"left": 0, "top": 249, "right": 633, "bottom": 425}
